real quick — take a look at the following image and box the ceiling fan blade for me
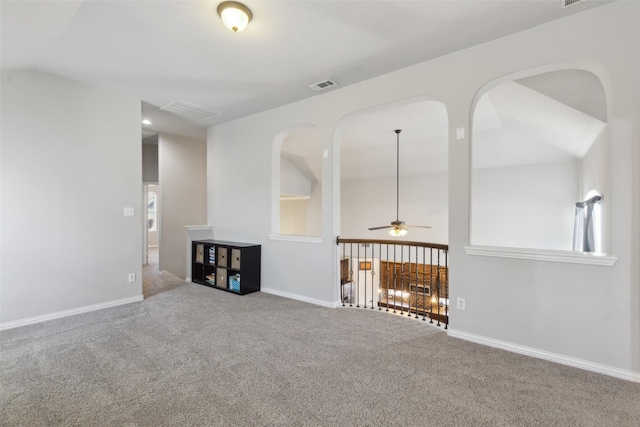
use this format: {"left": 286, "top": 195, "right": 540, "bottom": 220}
{"left": 404, "top": 224, "right": 432, "bottom": 229}
{"left": 368, "top": 225, "right": 393, "bottom": 230}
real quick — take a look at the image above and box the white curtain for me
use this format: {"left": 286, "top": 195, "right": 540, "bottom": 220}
{"left": 572, "top": 195, "right": 602, "bottom": 252}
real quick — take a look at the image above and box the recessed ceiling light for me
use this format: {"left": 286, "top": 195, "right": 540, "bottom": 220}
{"left": 142, "top": 119, "right": 152, "bottom": 125}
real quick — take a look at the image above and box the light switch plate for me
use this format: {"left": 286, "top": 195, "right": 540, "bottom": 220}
{"left": 456, "top": 127, "right": 465, "bottom": 140}
{"left": 124, "top": 207, "right": 134, "bottom": 216}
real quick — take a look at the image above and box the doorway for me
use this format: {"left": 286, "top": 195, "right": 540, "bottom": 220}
{"left": 143, "top": 184, "right": 160, "bottom": 266}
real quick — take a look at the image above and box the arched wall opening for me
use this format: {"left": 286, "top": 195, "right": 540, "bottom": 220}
{"left": 470, "top": 67, "right": 609, "bottom": 254}
{"left": 271, "top": 124, "right": 323, "bottom": 238}
{"left": 335, "top": 98, "right": 449, "bottom": 243}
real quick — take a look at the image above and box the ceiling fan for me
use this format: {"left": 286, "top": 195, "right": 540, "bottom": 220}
{"left": 368, "top": 129, "right": 432, "bottom": 237}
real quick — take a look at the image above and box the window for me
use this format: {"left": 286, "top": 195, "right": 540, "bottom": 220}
{"left": 148, "top": 191, "right": 157, "bottom": 232}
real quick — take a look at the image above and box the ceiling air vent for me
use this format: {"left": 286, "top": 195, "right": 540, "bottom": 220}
{"left": 309, "top": 79, "right": 338, "bottom": 92}
{"left": 160, "top": 100, "right": 221, "bottom": 123}
{"left": 563, "top": 0, "right": 585, "bottom": 8}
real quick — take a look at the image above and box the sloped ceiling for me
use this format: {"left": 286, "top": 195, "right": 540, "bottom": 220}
{"left": 1, "top": 1, "right": 610, "bottom": 168}
{"left": 282, "top": 70, "right": 607, "bottom": 180}
{"left": 0, "top": 0, "right": 614, "bottom": 139}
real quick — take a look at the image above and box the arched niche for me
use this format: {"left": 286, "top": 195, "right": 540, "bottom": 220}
{"left": 470, "top": 68, "right": 609, "bottom": 253}
{"left": 337, "top": 98, "right": 449, "bottom": 243}
{"left": 273, "top": 124, "right": 322, "bottom": 237}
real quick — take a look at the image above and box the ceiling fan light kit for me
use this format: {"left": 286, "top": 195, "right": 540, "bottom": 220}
{"left": 368, "top": 129, "right": 431, "bottom": 237}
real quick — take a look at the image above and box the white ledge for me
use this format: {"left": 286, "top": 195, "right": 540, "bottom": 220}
{"left": 185, "top": 225, "right": 212, "bottom": 231}
{"left": 464, "top": 245, "right": 617, "bottom": 266}
{"left": 268, "top": 234, "right": 323, "bottom": 244}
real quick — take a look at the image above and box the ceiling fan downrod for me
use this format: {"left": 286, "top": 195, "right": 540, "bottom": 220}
{"left": 395, "top": 129, "right": 401, "bottom": 223}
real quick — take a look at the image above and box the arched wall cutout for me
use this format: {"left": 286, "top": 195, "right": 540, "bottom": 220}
{"left": 331, "top": 96, "right": 450, "bottom": 242}
{"left": 271, "top": 123, "right": 322, "bottom": 238}
{"left": 469, "top": 63, "right": 612, "bottom": 256}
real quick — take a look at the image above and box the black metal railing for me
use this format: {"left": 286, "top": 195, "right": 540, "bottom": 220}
{"left": 337, "top": 237, "right": 449, "bottom": 328}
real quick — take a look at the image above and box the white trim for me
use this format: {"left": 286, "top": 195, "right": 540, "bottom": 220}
{"left": 0, "top": 295, "right": 144, "bottom": 331}
{"left": 185, "top": 225, "right": 213, "bottom": 231}
{"left": 185, "top": 277, "right": 192, "bottom": 283}
{"left": 268, "top": 234, "right": 323, "bottom": 244}
{"left": 260, "top": 287, "right": 338, "bottom": 308}
{"left": 464, "top": 245, "right": 617, "bottom": 266}
{"left": 448, "top": 329, "right": 640, "bottom": 383}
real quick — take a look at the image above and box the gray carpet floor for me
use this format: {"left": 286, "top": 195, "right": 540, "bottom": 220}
{"left": 2, "top": 249, "right": 640, "bottom": 426}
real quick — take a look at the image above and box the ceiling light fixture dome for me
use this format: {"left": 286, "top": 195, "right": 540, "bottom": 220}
{"left": 217, "top": 1, "right": 252, "bottom": 33}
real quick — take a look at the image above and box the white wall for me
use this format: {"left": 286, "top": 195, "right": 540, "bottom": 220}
{"left": 207, "top": 2, "right": 639, "bottom": 376}
{"left": 471, "top": 161, "right": 579, "bottom": 250}
{"left": 0, "top": 70, "right": 142, "bottom": 325}
{"left": 341, "top": 172, "right": 448, "bottom": 244}
{"left": 142, "top": 140, "right": 159, "bottom": 183}
{"left": 306, "top": 182, "right": 322, "bottom": 236}
{"left": 158, "top": 133, "right": 206, "bottom": 279}
{"left": 280, "top": 157, "right": 311, "bottom": 197}
{"left": 280, "top": 199, "right": 308, "bottom": 235}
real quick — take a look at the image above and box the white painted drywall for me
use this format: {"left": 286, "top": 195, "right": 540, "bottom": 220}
{"left": 142, "top": 141, "right": 159, "bottom": 183}
{"left": 471, "top": 161, "right": 579, "bottom": 250}
{"left": 341, "top": 172, "right": 448, "bottom": 244}
{"left": 207, "top": 1, "right": 639, "bottom": 375}
{"left": 280, "top": 199, "right": 308, "bottom": 235}
{"left": 280, "top": 157, "right": 311, "bottom": 197}
{"left": 158, "top": 133, "right": 206, "bottom": 279}
{"left": 0, "top": 70, "right": 142, "bottom": 324}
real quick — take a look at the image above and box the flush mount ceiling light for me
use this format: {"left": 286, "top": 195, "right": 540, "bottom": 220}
{"left": 141, "top": 119, "right": 152, "bottom": 125}
{"left": 217, "top": 1, "right": 252, "bottom": 33}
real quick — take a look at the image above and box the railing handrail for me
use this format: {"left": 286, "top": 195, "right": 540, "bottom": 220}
{"left": 336, "top": 236, "right": 448, "bottom": 251}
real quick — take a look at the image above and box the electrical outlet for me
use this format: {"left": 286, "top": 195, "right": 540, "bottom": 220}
{"left": 456, "top": 297, "right": 466, "bottom": 310}
{"left": 128, "top": 273, "right": 136, "bottom": 283}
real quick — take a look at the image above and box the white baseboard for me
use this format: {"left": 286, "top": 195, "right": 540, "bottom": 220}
{"left": 448, "top": 329, "right": 640, "bottom": 383}
{"left": 0, "top": 295, "right": 144, "bottom": 331}
{"left": 260, "top": 287, "right": 338, "bottom": 308}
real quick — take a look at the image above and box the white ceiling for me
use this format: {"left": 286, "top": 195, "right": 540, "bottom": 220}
{"left": 0, "top": 0, "right": 614, "bottom": 139}
{"left": 2, "top": 1, "right": 610, "bottom": 182}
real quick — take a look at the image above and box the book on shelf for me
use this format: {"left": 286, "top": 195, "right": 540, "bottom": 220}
{"left": 206, "top": 274, "right": 215, "bottom": 285}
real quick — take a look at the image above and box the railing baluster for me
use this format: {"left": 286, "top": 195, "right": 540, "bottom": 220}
{"left": 349, "top": 243, "right": 354, "bottom": 307}
{"left": 385, "top": 244, "right": 390, "bottom": 312}
{"left": 393, "top": 244, "right": 397, "bottom": 314}
{"left": 429, "top": 248, "right": 434, "bottom": 324}
{"left": 370, "top": 244, "right": 376, "bottom": 309}
{"left": 416, "top": 248, "right": 420, "bottom": 319}
{"left": 436, "top": 250, "right": 441, "bottom": 327}
{"left": 422, "top": 247, "right": 427, "bottom": 321}
{"left": 444, "top": 249, "right": 448, "bottom": 330}
{"left": 336, "top": 237, "right": 448, "bottom": 327}
{"left": 363, "top": 244, "right": 368, "bottom": 309}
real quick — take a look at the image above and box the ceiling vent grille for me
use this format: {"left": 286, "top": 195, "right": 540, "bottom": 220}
{"left": 309, "top": 79, "right": 338, "bottom": 92}
{"left": 160, "top": 100, "right": 221, "bottom": 123}
{"left": 562, "top": 0, "right": 585, "bottom": 8}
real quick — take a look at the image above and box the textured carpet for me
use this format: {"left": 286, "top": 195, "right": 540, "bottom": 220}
{"left": 1, "top": 251, "right": 640, "bottom": 426}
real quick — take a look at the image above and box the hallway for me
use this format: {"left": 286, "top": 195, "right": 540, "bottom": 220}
{"left": 143, "top": 247, "right": 185, "bottom": 298}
